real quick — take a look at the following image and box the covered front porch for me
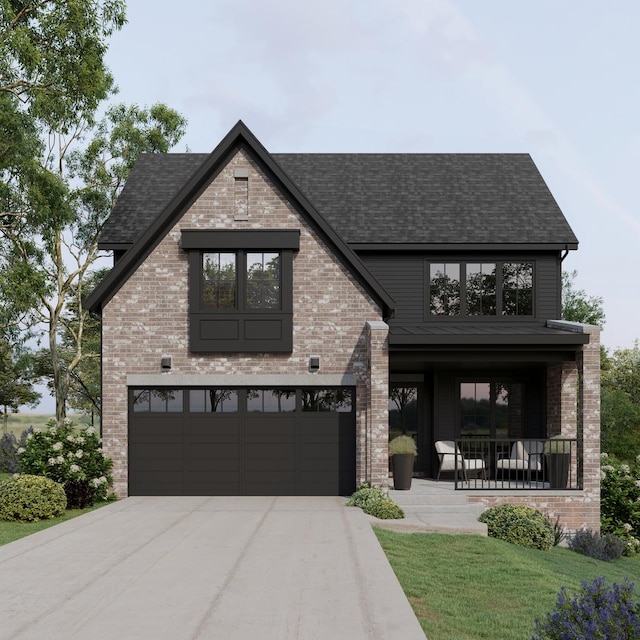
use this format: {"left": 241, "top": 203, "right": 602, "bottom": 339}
{"left": 384, "top": 320, "right": 601, "bottom": 531}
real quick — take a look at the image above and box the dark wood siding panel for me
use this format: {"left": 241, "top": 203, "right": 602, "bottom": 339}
{"left": 361, "top": 255, "right": 424, "bottom": 324}
{"left": 434, "top": 373, "right": 457, "bottom": 442}
{"left": 535, "top": 257, "right": 562, "bottom": 320}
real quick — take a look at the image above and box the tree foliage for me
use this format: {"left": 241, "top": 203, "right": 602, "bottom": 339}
{"left": 561, "top": 269, "right": 605, "bottom": 328}
{"left": 1, "top": 1, "right": 187, "bottom": 423}
{"left": 601, "top": 343, "right": 640, "bottom": 460}
{"left": 0, "top": 0, "right": 126, "bottom": 129}
{"left": 1, "top": 0, "right": 127, "bottom": 336}
{"left": 0, "top": 340, "right": 40, "bottom": 432}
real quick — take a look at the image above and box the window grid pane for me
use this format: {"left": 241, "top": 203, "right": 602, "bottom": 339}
{"left": 466, "top": 263, "right": 496, "bottom": 316}
{"left": 202, "top": 252, "right": 236, "bottom": 309}
{"left": 246, "top": 252, "right": 281, "bottom": 309}
{"left": 429, "top": 263, "right": 461, "bottom": 315}
{"left": 502, "top": 263, "right": 533, "bottom": 316}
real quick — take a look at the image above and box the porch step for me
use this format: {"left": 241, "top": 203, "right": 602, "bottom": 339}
{"left": 389, "top": 487, "right": 469, "bottom": 506}
{"left": 378, "top": 480, "right": 488, "bottom": 536}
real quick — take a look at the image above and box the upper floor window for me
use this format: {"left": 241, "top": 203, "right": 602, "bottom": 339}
{"left": 429, "top": 262, "right": 533, "bottom": 317}
{"left": 182, "top": 230, "right": 299, "bottom": 352}
{"left": 202, "top": 251, "right": 281, "bottom": 311}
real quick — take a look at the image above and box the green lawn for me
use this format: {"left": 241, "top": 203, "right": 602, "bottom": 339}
{"left": 0, "top": 472, "right": 107, "bottom": 546}
{"left": 375, "top": 528, "right": 640, "bottom": 640}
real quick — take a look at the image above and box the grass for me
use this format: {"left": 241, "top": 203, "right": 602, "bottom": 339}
{"left": 0, "top": 472, "right": 107, "bottom": 546}
{"left": 1, "top": 413, "right": 96, "bottom": 440}
{"left": 1, "top": 413, "right": 54, "bottom": 439}
{"left": 375, "top": 528, "right": 640, "bottom": 640}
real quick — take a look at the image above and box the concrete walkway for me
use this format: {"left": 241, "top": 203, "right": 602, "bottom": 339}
{"left": 0, "top": 496, "right": 426, "bottom": 640}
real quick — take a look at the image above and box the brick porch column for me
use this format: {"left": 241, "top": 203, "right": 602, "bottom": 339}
{"left": 577, "top": 326, "right": 601, "bottom": 531}
{"left": 365, "top": 321, "right": 389, "bottom": 488}
{"left": 547, "top": 362, "right": 578, "bottom": 438}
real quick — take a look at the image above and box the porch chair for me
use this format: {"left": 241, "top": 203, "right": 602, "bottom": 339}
{"left": 495, "top": 440, "right": 544, "bottom": 482}
{"left": 435, "top": 440, "right": 486, "bottom": 482}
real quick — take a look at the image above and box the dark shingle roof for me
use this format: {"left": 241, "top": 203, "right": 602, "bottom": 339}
{"left": 99, "top": 154, "right": 206, "bottom": 247}
{"left": 99, "top": 152, "right": 578, "bottom": 247}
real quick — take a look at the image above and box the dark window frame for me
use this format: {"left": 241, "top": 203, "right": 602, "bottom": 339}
{"left": 426, "top": 260, "right": 535, "bottom": 320}
{"left": 183, "top": 230, "right": 299, "bottom": 352}
{"left": 456, "top": 378, "right": 528, "bottom": 440}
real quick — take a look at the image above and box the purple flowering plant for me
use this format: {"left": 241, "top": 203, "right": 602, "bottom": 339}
{"left": 533, "top": 577, "right": 640, "bottom": 640}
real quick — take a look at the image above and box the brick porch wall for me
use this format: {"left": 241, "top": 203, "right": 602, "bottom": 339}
{"left": 467, "top": 325, "right": 601, "bottom": 533}
{"left": 101, "top": 149, "right": 384, "bottom": 497}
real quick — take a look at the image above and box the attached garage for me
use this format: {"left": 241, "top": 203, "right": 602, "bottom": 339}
{"left": 128, "top": 387, "right": 356, "bottom": 496}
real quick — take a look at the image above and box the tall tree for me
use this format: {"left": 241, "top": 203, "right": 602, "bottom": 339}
{"left": 1, "top": 0, "right": 127, "bottom": 337}
{"left": 1, "top": 2, "right": 187, "bottom": 423}
{"left": 561, "top": 270, "right": 606, "bottom": 328}
{"left": 20, "top": 104, "right": 186, "bottom": 424}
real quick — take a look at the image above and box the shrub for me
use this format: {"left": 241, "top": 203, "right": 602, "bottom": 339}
{"left": 600, "top": 453, "right": 640, "bottom": 554}
{"left": 389, "top": 435, "right": 417, "bottom": 456}
{"left": 478, "top": 504, "right": 555, "bottom": 550}
{"left": 545, "top": 513, "right": 566, "bottom": 547}
{"left": 0, "top": 474, "right": 66, "bottom": 521}
{"left": 569, "top": 529, "right": 627, "bottom": 561}
{"left": 346, "top": 484, "right": 404, "bottom": 519}
{"left": 367, "top": 500, "right": 405, "bottom": 520}
{"left": 0, "top": 432, "right": 20, "bottom": 473}
{"left": 64, "top": 478, "right": 96, "bottom": 509}
{"left": 18, "top": 418, "right": 113, "bottom": 503}
{"left": 533, "top": 577, "right": 640, "bottom": 639}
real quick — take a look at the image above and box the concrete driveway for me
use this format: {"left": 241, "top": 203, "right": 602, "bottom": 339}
{"left": 0, "top": 496, "right": 426, "bottom": 639}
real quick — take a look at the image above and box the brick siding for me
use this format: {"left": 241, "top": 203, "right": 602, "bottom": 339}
{"left": 101, "top": 149, "right": 385, "bottom": 497}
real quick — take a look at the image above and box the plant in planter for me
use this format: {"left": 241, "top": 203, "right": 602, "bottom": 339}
{"left": 543, "top": 436, "right": 571, "bottom": 489}
{"left": 389, "top": 435, "right": 417, "bottom": 490}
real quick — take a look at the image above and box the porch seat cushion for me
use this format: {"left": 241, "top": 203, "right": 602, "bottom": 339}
{"left": 496, "top": 440, "right": 544, "bottom": 472}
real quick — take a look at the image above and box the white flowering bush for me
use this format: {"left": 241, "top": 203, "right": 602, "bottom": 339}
{"left": 18, "top": 419, "right": 113, "bottom": 503}
{"left": 600, "top": 453, "right": 640, "bottom": 554}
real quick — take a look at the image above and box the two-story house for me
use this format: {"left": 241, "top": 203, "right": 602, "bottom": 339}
{"left": 87, "top": 121, "right": 600, "bottom": 532}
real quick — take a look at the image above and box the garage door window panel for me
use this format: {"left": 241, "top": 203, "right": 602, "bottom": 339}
{"left": 302, "top": 389, "right": 353, "bottom": 412}
{"left": 247, "top": 389, "right": 296, "bottom": 412}
{"left": 189, "top": 389, "right": 238, "bottom": 413}
{"left": 132, "top": 389, "right": 183, "bottom": 413}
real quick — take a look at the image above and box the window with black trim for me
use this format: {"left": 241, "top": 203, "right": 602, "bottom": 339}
{"left": 459, "top": 381, "right": 524, "bottom": 438}
{"left": 428, "top": 261, "right": 533, "bottom": 317}
{"left": 189, "top": 389, "right": 239, "bottom": 412}
{"left": 201, "top": 251, "right": 281, "bottom": 311}
{"left": 182, "top": 230, "right": 299, "bottom": 352}
{"left": 132, "top": 389, "right": 184, "bottom": 412}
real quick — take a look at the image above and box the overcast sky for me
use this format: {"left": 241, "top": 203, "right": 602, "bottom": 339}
{"left": 27, "top": 0, "right": 640, "bottom": 412}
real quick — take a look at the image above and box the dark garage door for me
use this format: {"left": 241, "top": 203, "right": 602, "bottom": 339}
{"left": 128, "top": 387, "right": 356, "bottom": 496}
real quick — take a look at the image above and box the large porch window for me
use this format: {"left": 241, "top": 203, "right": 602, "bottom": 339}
{"left": 459, "top": 381, "right": 524, "bottom": 439}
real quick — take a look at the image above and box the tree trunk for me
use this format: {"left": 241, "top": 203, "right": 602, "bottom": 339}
{"left": 49, "top": 317, "right": 68, "bottom": 425}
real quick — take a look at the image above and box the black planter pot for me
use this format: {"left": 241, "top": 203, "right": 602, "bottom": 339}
{"left": 545, "top": 453, "right": 570, "bottom": 489}
{"left": 392, "top": 453, "right": 415, "bottom": 490}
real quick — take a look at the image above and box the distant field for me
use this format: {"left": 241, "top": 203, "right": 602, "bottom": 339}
{"left": 1, "top": 413, "right": 93, "bottom": 438}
